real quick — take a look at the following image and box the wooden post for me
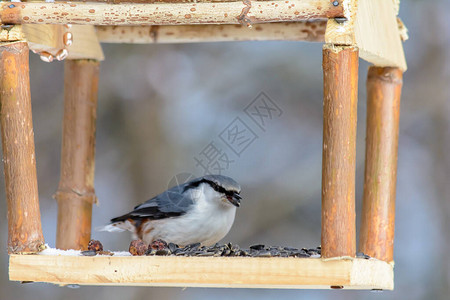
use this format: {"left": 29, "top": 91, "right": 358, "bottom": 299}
{"left": 321, "top": 45, "right": 358, "bottom": 258}
{"left": 0, "top": 41, "right": 45, "bottom": 253}
{"left": 55, "top": 59, "right": 99, "bottom": 250}
{"left": 359, "top": 66, "right": 402, "bottom": 262}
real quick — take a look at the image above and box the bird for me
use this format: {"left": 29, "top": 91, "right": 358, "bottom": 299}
{"left": 99, "top": 175, "right": 241, "bottom": 247}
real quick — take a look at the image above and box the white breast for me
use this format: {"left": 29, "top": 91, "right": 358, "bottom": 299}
{"left": 141, "top": 183, "right": 237, "bottom": 246}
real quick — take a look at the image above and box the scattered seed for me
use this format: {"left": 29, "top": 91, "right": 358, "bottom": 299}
{"left": 184, "top": 242, "right": 201, "bottom": 252}
{"left": 197, "top": 251, "right": 215, "bottom": 257}
{"left": 133, "top": 240, "right": 321, "bottom": 258}
{"left": 255, "top": 250, "right": 272, "bottom": 257}
{"left": 129, "top": 239, "right": 147, "bottom": 256}
{"left": 270, "top": 249, "right": 281, "bottom": 257}
{"left": 155, "top": 249, "right": 170, "bottom": 256}
{"left": 97, "top": 250, "right": 114, "bottom": 256}
{"left": 81, "top": 250, "right": 97, "bottom": 256}
{"left": 168, "top": 243, "right": 178, "bottom": 253}
{"left": 356, "top": 252, "right": 371, "bottom": 259}
{"left": 149, "top": 239, "right": 168, "bottom": 251}
{"left": 249, "top": 244, "right": 265, "bottom": 251}
{"left": 87, "top": 239, "right": 103, "bottom": 252}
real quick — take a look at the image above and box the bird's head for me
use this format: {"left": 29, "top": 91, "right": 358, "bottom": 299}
{"left": 201, "top": 175, "right": 242, "bottom": 208}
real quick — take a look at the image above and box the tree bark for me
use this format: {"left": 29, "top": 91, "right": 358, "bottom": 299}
{"left": 55, "top": 59, "right": 99, "bottom": 250}
{"left": 0, "top": 41, "right": 45, "bottom": 253}
{"left": 359, "top": 66, "right": 402, "bottom": 263}
{"left": 96, "top": 21, "right": 326, "bottom": 44}
{"left": 0, "top": 1, "right": 344, "bottom": 26}
{"left": 321, "top": 45, "right": 358, "bottom": 258}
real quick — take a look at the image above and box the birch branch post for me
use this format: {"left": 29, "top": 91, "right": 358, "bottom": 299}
{"left": 0, "top": 41, "right": 45, "bottom": 253}
{"left": 359, "top": 66, "right": 402, "bottom": 262}
{"left": 321, "top": 45, "right": 358, "bottom": 258}
{"left": 55, "top": 60, "right": 99, "bottom": 250}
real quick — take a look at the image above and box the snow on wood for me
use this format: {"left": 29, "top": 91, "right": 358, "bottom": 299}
{"left": 37, "top": 244, "right": 132, "bottom": 256}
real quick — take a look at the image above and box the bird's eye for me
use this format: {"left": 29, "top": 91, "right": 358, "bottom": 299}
{"left": 206, "top": 180, "right": 228, "bottom": 194}
{"left": 209, "top": 182, "right": 219, "bottom": 192}
{"left": 216, "top": 185, "right": 225, "bottom": 193}
{"left": 212, "top": 182, "right": 226, "bottom": 194}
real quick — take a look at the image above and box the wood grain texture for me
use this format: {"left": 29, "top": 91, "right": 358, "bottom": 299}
{"left": 0, "top": 1, "right": 344, "bottom": 26}
{"left": 96, "top": 21, "right": 326, "bottom": 43}
{"left": 22, "top": 25, "right": 104, "bottom": 60}
{"left": 321, "top": 45, "right": 358, "bottom": 258}
{"left": 324, "top": 0, "right": 358, "bottom": 45}
{"left": 0, "top": 41, "right": 45, "bottom": 253}
{"left": 55, "top": 60, "right": 99, "bottom": 250}
{"left": 9, "top": 255, "right": 394, "bottom": 290}
{"left": 359, "top": 67, "right": 402, "bottom": 263}
{"left": 0, "top": 25, "right": 24, "bottom": 42}
{"left": 325, "top": 0, "right": 406, "bottom": 70}
{"left": 353, "top": 0, "right": 406, "bottom": 70}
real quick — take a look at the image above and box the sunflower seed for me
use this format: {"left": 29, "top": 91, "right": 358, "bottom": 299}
{"left": 81, "top": 250, "right": 97, "bottom": 256}
{"left": 155, "top": 249, "right": 170, "bottom": 256}
{"left": 168, "top": 243, "right": 178, "bottom": 253}
{"left": 250, "top": 244, "right": 266, "bottom": 251}
{"left": 255, "top": 250, "right": 272, "bottom": 257}
{"left": 197, "top": 251, "right": 215, "bottom": 256}
{"left": 356, "top": 252, "right": 370, "bottom": 259}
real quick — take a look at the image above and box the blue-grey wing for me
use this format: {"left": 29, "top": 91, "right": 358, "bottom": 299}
{"left": 110, "top": 183, "right": 194, "bottom": 223}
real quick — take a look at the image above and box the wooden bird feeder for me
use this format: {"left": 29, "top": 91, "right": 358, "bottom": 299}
{"left": 1, "top": 0, "right": 405, "bottom": 290}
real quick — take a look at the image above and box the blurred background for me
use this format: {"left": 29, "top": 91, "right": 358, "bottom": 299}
{"left": 1, "top": 0, "right": 449, "bottom": 299}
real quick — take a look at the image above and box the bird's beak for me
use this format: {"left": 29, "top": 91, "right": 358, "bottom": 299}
{"left": 226, "top": 193, "right": 241, "bottom": 207}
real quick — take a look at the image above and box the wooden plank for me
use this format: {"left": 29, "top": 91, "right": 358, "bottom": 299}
{"left": 325, "top": 0, "right": 407, "bottom": 70}
{"left": 22, "top": 25, "right": 104, "bottom": 61}
{"left": 0, "top": 1, "right": 344, "bottom": 26}
{"left": 9, "top": 255, "right": 394, "bottom": 289}
{"left": 324, "top": 0, "right": 358, "bottom": 45}
{"left": 0, "top": 42, "right": 45, "bottom": 254}
{"left": 96, "top": 22, "right": 327, "bottom": 44}
{"left": 0, "top": 25, "right": 24, "bottom": 42}
{"left": 353, "top": 0, "right": 406, "bottom": 70}
{"left": 392, "top": 0, "right": 400, "bottom": 15}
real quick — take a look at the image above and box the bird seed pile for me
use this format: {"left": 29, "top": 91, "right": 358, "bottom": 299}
{"left": 81, "top": 239, "right": 371, "bottom": 259}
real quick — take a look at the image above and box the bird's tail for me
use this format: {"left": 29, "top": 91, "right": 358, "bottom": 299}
{"left": 96, "top": 223, "right": 127, "bottom": 232}
{"left": 96, "top": 219, "right": 137, "bottom": 233}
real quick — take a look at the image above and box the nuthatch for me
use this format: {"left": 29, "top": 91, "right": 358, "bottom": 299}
{"left": 100, "top": 175, "right": 241, "bottom": 247}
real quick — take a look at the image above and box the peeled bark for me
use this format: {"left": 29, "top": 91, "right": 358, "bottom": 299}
{"left": 359, "top": 66, "right": 402, "bottom": 263}
{"left": 321, "top": 45, "right": 358, "bottom": 258}
{"left": 55, "top": 59, "right": 99, "bottom": 250}
{"left": 0, "top": 41, "right": 45, "bottom": 253}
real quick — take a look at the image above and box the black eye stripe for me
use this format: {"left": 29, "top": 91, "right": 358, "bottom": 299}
{"left": 184, "top": 178, "right": 240, "bottom": 195}
{"left": 181, "top": 178, "right": 241, "bottom": 196}
{"left": 205, "top": 180, "right": 229, "bottom": 194}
